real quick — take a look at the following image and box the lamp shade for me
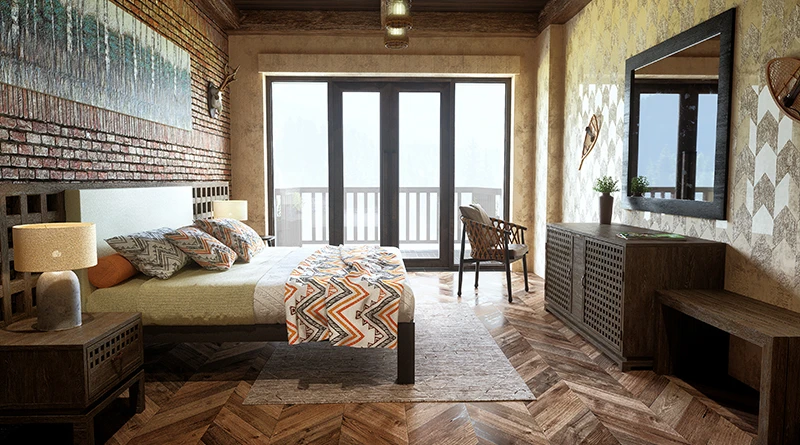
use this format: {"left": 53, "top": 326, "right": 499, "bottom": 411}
{"left": 213, "top": 200, "right": 248, "bottom": 220}
{"left": 13, "top": 223, "right": 97, "bottom": 272}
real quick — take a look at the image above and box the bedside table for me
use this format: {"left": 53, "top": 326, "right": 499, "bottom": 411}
{"left": 0, "top": 313, "right": 144, "bottom": 445}
{"left": 261, "top": 235, "right": 276, "bottom": 247}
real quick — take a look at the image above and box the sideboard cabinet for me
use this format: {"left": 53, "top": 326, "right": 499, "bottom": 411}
{"left": 545, "top": 223, "right": 726, "bottom": 370}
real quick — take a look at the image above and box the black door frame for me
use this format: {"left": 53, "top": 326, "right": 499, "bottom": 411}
{"left": 266, "top": 77, "right": 511, "bottom": 271}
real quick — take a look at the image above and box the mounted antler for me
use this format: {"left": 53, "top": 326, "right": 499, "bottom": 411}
{"left": 207, "top": 64, "right": 240, "bottom": 119}
{"left": 218, "top": 64, "right": 239, "bottom": 91}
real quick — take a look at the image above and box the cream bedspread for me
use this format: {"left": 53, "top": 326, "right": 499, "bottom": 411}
{"left": 85, "top": 246, "right": 415, "bottom": 326}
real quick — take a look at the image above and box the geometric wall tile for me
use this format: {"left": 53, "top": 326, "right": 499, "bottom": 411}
{"left": 758, "top": 85, "right": 780, "bottom": 122}
{"left": 777, "top": 140, "right": 800, "bottom": 182}
{"left": 778, "top": 116, "right": 793, "bottom": 153}
{"left": 752, "top": 205, "right": 774, "bottom": 235}
{"left": 775, "top": 176, "right": 792, "bottom": 215}
{"left": 755, "top": 145, "right": 777, "bottom": 183}
{"left": 756, "top": 112, "right": 778, "bottom": 153}
{"left": 753, "top": 174, "right": 776, "bottom": 215}
{"left": 773, "top": 208, "right": 797, "bottom": 248}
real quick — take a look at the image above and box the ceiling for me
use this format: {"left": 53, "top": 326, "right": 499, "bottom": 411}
{"left": 232, "top": 0, "right": 548, "bottom": 14}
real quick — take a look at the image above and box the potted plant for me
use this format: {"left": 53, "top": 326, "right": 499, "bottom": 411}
{"left": 593, "top": 176, "right": 619, "bottom": 224}
{"left": 630, "top": 176, "right": 650, "bottom": 197}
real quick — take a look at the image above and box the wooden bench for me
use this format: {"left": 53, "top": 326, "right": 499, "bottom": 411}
{"left": 655, "top": 289, "right": 800, "bottom": 445}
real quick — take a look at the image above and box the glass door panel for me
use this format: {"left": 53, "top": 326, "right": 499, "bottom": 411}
{"left": 271, "top": 82, "right": 329, "bottom": 246}
{"left": 399, "top": 92, "right": 441, "bottom": 259}
{"left": 343, "top": 92, "right": 381, "bottom": 245}
{"left": 454, "top": 83, "right": 507, "bottom": 264}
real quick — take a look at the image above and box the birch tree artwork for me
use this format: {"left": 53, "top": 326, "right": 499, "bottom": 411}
{"left": 0, "top": 0, "right": 193, "bottom": 130}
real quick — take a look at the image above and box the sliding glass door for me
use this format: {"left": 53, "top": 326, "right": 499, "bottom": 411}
{"left": 268, "top": 78, "right": 508, "bottom": 269}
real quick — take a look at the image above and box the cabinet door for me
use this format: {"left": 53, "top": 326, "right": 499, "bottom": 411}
{"left": 571, "top": 235, "right": 585, "bottom": 319}
{"left": 583, "top": 239, "right": 624, "bottom": 352}
{"left": 545, "top": 228, "right": 573, "bottom": 314}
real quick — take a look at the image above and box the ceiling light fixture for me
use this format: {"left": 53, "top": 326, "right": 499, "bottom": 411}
{"left": 383, "top": 0, "right": 411, "bottom": 50}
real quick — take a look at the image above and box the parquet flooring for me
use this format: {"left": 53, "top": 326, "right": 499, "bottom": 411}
{"left": 0, "top": 271, "right": 759, "bottom": 444}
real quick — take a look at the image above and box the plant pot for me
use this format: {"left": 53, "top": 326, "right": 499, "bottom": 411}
{"left": 599, "top": 193, "right": 613, "bottom": 224}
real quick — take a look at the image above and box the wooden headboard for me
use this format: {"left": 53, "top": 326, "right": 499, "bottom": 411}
{"left": 0, "top": 181, "right": 229, "bottom": 328}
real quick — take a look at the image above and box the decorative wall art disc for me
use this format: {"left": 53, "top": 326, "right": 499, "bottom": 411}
{"left": 766, "top": 57, "right": 800, "bottom": 123}
{"left": 579, "top": 114, "right": 601, "bottom": 170}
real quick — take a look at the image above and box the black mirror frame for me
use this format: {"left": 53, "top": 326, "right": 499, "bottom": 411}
{"left": 622, "top": 8, "right": 735, "bottom": 220}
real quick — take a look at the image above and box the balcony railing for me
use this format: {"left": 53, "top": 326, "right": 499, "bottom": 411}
{"left": 643, "top": 186, "right": 713, "bottom": 202}
{"left": 274, "top": 187, "right": 502, "bottom": 246}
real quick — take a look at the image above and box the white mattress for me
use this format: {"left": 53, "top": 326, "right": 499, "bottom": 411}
{"left": 85, "top": 246, "right": 415, "bottom": 326}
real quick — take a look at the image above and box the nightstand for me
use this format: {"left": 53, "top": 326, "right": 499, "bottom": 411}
{"left": 0, "top": 313, "right": 145, "bottom": 445}
{"left": 261, "top": 235, "right": 276, "bottom": 247}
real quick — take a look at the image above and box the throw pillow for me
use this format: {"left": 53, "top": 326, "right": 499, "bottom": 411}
{"left": 165, "top": 226, "right": 238, "bottom": 271}
{"left": 469, "top": 203, "right": 493, "bottom": 226}
{"left": 88, "top": 253, "right": 138, "bottom": 288}
{"left": 193, "top": 218, "right": 265, "bottom": 262}
{"left": 105, "top": 228, "right": 191, "bottom": 279}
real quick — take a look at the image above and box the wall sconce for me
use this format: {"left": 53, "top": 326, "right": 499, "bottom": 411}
{"left": 383, "top": 0, "right": 412, "bottom": 50}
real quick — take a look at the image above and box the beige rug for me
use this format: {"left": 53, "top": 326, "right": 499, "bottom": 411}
{"left": 244, "top": 303, "right": 535, "bottom": 405}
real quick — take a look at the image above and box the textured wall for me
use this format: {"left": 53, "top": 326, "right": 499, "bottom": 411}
{"left": 229, "top": 33, "right": 537, "bottom": 244}
{"left": 558, "top": 0, "right": 800, "bottom": 313}
{"left": 0, "top": 0, "right": 231, "bottom": 182}
{"left": 532, "top": 26, "right": 566, "bottom": 277}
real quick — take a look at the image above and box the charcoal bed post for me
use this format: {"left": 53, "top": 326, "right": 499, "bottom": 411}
{"left": 397, "top": 321, "right": 415, "bottom": 384}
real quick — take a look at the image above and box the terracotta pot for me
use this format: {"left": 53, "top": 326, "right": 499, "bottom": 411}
{"left": 599, "top": 193, "right": 613, "bottom": 224}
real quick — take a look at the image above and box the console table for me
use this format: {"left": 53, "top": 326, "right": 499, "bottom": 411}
{"left": 545, "top": 223, "right": 726, "bottom": 369}
{"left": 656, "top": 289, "right": 800, "bottom": 445}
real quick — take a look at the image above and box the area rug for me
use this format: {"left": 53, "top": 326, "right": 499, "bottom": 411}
{"left": 244, "top": 302, "right": 535, "bottom": 405}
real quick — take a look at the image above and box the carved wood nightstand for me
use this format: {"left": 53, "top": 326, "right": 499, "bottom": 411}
{"left": 0, "top": 312, "right": 145, "bottom": 445}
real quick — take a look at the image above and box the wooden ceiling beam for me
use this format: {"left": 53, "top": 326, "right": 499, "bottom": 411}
{"left": 233, "top": 10, "right": 538, "bottom": 36}
{"left": 537, "top": 0, "right": 593, "bottom": 32}
{"left": 196, "top": 0, "right": 241, "bottom": 30}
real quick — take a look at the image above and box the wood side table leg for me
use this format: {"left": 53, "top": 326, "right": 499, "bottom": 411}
{"left": 73, "top": 418, "right": 95, "bottom": 445}
{"left": 759, "top": 338, "right": 790, "bottom": 445}
{"left": 129, "top": 372, "right": 146, "bottom": 414}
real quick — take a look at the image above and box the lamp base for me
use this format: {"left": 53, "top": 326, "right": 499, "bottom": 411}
{"left": 35, "top": 270, "right": 82, "bottom": 331}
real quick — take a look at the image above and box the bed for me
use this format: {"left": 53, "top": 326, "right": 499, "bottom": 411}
{"left": 64, "top": 185, "right": 416, "bottom": 384}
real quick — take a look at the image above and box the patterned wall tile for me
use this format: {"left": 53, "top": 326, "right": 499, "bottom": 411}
{"left": 555, "top": 0, "right": 800, "bottom": 312}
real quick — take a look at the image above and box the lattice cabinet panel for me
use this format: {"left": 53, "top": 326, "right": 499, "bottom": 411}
{"left": 583, "top": 239, "right": 624, "bottom": 350}
{"left": 545, "top": 228, "right": 573, "bottom": 313}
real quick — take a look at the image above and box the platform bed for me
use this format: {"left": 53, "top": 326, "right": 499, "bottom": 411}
{"left": 0, "top": 182, "right": 415, "bottom": 385}
{"left": 144, "top": 322, "right": 416, "bottom": 384}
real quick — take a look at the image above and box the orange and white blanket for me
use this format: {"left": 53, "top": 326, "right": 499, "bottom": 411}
{"left": 284, "top": 245, "right": 405, "bottom": 348}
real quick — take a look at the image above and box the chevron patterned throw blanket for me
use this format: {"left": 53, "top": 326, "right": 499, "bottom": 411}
{"left": 284, "top": 245, "right": 405, "bottom": 349}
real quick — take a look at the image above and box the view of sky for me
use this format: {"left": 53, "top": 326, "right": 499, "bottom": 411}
{"left": 637, "top": 92, "right": 717, "bottom": 190}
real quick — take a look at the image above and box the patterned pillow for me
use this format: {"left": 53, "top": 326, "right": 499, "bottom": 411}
{"left": 194, "top": 218, "right": 265, "bottom": 262}
{"left": 164, "top": 226, "right": 237, "bottom": 271}
{"left": 105, "top": 228, "right": 191, "bottom": 279}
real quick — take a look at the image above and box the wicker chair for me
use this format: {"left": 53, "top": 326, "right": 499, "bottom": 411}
{"left": 458, "top": 206, "right": 529, "bottom": 303}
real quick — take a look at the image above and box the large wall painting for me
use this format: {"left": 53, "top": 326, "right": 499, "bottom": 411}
{"left": 0, "top": 0, "right": 192, "bottom": 130}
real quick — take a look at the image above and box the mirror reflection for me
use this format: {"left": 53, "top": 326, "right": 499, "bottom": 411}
{"left": 633, "top": 37, "right": 720, "bottom": 202}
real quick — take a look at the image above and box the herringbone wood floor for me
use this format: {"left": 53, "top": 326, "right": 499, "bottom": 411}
{"left": 3, "top": 271, "right": 759, "bottom": 444}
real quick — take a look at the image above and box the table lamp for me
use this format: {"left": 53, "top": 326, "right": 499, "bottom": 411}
{"left": 212, "top": 200, "right": 248, "bottom": 220}
{"left": 12, "top": 223, "right": 97, "bottom": 331}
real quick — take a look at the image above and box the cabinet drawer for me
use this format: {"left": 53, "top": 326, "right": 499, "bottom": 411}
{"left": 545, "top": 228, "right": 573, "bottom": 313}
{"left": 583, "top": 239, "right": 624, "bottom": 352}
{"left": 87, "top": 320, "right": 143, "bottom": 401}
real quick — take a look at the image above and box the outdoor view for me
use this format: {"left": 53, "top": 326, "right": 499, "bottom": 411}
{"left": 271, "top": 81, "right": 507, "bottom": 260}
{"left": 637, "top": 92, "right": 717, "bottom": 201}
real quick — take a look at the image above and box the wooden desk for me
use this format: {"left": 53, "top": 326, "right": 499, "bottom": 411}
{"left": 655, "top": 289, "right": 800, "bottom": 445}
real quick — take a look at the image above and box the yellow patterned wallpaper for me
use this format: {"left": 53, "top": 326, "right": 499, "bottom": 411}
{"left": 556, "top": 0, "right": 800, "bottom": 312}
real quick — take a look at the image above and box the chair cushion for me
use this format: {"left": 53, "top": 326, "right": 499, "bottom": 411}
{"left": 459, "top": 205, "right": 483, "bottom": 224}
{"left": 489, "top": 244, "right": 529, "bottom": 260}
{"left": 469, "top": 203, "right": 493, "bottom": 226}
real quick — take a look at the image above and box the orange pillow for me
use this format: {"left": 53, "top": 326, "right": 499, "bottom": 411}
{"left": 88, "top": 254, "right": 138, "bottom": 288}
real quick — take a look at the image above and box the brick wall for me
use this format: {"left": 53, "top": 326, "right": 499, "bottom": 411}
{"left": 0, "top": 0, "right": 230, "bottom": 182}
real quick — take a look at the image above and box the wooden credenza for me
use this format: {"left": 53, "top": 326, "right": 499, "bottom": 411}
{"left": 545, "top": 223, "right": 726, "bottom": 370}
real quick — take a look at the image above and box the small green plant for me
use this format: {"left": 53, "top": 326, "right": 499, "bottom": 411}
{"left": 593, "top": 176, "right": 619, "bottom": 194}
{"left": 630, "top": 176, "right": 650, "bottom": 196}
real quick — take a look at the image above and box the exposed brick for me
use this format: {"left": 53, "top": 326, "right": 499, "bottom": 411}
{"left": 0, "top": 0, "right": 231, "bottom": 182}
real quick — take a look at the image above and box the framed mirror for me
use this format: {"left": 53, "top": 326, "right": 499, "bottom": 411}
{"left": 622, "top": 9, "right": 735, "bottom": 220}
